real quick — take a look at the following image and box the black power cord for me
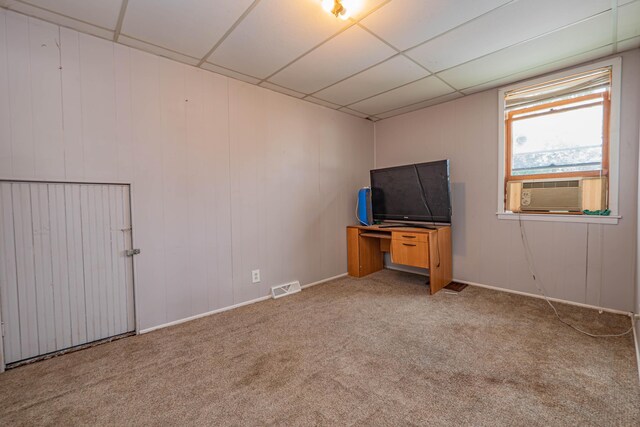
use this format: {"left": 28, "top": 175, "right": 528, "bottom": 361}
{"left": 413, "top": 165, "right": 441, "bottom": 268}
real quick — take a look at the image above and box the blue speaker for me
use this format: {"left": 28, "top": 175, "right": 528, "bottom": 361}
{"left": 357, "top": 187, "right": 372, "bottom": 226}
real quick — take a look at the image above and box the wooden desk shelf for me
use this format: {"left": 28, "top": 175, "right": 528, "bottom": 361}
{"left": 347, "top": 225, "right": 452, "bottom": 294}
{"left": 360, "top": 232, "right": 392, "bottom": 239}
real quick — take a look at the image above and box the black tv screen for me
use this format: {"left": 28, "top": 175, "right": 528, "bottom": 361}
{"left": 370, "top": 160, "right": 451, "bottom": 224}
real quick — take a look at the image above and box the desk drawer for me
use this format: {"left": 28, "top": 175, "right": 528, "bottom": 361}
{"left": 391, "top": 240, "right": 429, "bottom": 268}
{"left": 391, "top": 231, "right": 428, "bottom": 243}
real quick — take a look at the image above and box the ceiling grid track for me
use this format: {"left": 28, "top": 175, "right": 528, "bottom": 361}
{"left": 8, "top": 0, "right": 114, "bottom": 34}
{"left": 257, "top": 0, "right": 392, "bottom": 85}
{"left": 611, "top": 0, "right": 618, "bottom": 53}
{"left": 431, "top": 9, "right": 616, "bottom": 78}
{"left": 113, "top": 0, "right": 128, "bottom": 42}
{"left": 303, "top": 52, "right": 403, "bottom": 99}
{"left": 0, "top": 0, "right": 637, "bottom": 121}
{"left": 197, "top": 0, "right": 262, "bottom": 68}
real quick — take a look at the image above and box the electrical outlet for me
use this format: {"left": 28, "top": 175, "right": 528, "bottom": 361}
{"left": 252, "top": 269, "right": 260, "bottom": 283}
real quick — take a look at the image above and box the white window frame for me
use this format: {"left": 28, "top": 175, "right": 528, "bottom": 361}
{"left": 497, "top": 57, "right": 622, "bottom": 225}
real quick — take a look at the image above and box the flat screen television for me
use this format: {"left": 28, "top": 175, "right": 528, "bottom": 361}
{"left": 370, "top": 160, "right": 451, "bottom": 226}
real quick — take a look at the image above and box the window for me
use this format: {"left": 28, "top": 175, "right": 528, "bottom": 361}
{"left": 497, "top": 58, "right": 621, "bottom": 223}
{"left": 505, "top": 68, "right": 610, "bottom": 180}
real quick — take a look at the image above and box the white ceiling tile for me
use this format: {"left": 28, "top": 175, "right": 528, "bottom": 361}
{"left": 119, "top": 35, "right": 200, "bottom": 65}
{"left": 617, "top": 1, "right": 640, "bottom": 41}
{"left": 314, "top": 55, "right": 429, "bottom": 106}
{"left": 5, "top": 1, "right": 114, "bottom": 39}
{"left": 201, "top": 62, "right": 261, "bottom": 84}
{"left": 259, "top": 82, "right": 306, "bottom": 98}
{"left": 14, "top": 0, "right": 122, "bottom": 29}
{"left": 268, "top": 25, "right": 395, "bottom": 94}
{"left": 459, "top": 45, "right": 615, "bottom": 95}
{"left": 360, "top": 0, "right": 510, "bottom": 50}
{"left": 349, "top": 76, "right": 454, "bottom": 115}
{"left": 304, "top": 97, "right": 342, "bottom": 109}
{"left": 338, "top": 107, "right": 371, "bottom": 118}
{"left": 617, "top": 35, "right": 640, "bottom": 51}
{"left": 407, "top": 0, "right": 611, "bottom": 73}
{"left": 438, "top": 12, "right": 613, "bottom": 90}
{"left": 376, "top": 92, "right": 463, "bottom": 119}
{"left": 3, "top": 0, "right": 630, "bottom": 115}
{"left": 121, "top": 0, "right": 253, "bottom": 59}
{"left": 208, "top": 0, "right": 351, "bottom": 79}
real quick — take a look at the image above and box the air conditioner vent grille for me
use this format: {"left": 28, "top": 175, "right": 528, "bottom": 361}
{"left": 522, "top": 180, "right": 580, "bottom": 189}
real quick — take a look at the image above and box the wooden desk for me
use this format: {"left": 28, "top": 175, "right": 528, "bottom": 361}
{"left": 347, "top": 225, "right": 452, "bottom": 294}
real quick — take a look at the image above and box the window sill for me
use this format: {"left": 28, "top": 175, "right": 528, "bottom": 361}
{"left": 497, "top": 212, "right": 620, "bottom": 225}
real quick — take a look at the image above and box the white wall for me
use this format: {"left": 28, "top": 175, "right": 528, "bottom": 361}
{"left": 375, "top": 49, "right": 640, "bottom": 312}
{"left": 0, "top": 10, "right": 374, "bottom": 331}
{"left": 636, "top": 115, "right": 640, "bottom": 351}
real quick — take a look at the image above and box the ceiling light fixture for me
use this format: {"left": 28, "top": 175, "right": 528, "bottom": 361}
{"left": 321, "top": 0, "right": 350, "bottom": 20}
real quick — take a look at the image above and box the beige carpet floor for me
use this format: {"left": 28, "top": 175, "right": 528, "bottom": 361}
{"left": 0, "top": 269, "right": 638, "bottom": 426}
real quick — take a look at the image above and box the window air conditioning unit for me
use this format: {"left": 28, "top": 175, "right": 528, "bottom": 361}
{"left": 506, "top": 177, "right": 607, "bottom": 213}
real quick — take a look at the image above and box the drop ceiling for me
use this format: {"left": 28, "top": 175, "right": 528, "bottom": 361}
{"left": 1, "top": 0, "right": 638, "bottom": 121}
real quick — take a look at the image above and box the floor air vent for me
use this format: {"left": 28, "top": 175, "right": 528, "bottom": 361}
{"left": 271, "top": 281, "right": 301, "bottom": 299}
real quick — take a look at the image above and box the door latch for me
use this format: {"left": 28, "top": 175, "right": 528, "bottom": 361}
{"left": 126, "top": 249, "right": 141, "bottom": 257}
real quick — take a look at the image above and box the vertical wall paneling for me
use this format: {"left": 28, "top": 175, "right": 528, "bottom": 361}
{"left": 122, "top": 186, "right": 135, "bottom": 330}
{"left": 12, "top": 184, "right": 39, "bottom": 358}
{"left": 0, "top": 183, "right": 20, "bottom": 363}
{"left": 160, "top": 58, "right": 190, "bottom": 323}
{"left": 185, "top": 68, "right": 209, "bottom": 317}
{"left": 228, "top": 81, "right": 267, "bottom": 305}
{"left": 108, "top": 185, "right": 122, "bottom": 334}
{"left": 261, "top": 93, "right": 285, "bottom": 291}
{"left": 0, "top": 12, "right": 374, "bottom": 333}
{"left": 79, "top": 34, "right": 118, "bottom": 181}
{"left": 100, "top": 186, "right": 113, "bottom": 337}
{"left": 59, "top": 27, "right": 84, "bottom": 180}
{"left": 0, "top": 182, "right": 135, "bottom": 365}
{"left": 48, "top": 184, "right": 72, "bottom": 350}
{"left": 64, "top": 184, "right": 87, "bottom": 346}
{"left": 269, "top": 93, "right": 321, "bottom": 289}
{"left": 5, "top": 12, "right": 34, "bottom": 178}
{"left": 114, "top": 44, "right": 133, "bottom": 182}
{"left": 203, "top": 73, "right": 234, "bottom": 311}
{"left": 28, "top": 19, "right": 64, "bottom": 179}
{"left": 31, "top": 183, "right": 56, "bottom": 354}
{"left": 0, "top": 10, "right": 12, "bottom": 175}
{"left": 130, "top": 49, "right": 166, "bottom": 329}
{"left": 79, "top": 184, "right": 95, "bottom": 341}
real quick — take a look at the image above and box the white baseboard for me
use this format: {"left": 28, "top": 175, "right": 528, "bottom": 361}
{"left": 139, "top": 273, "right": 348, "bottom": 335}
{"left": 386, "top": 265, "right": 631, "bottom": 315}
{"left": 357, "top": 265, "right": 637, "bottom": 322}
{"left": 387, "top": 267, "right": 640, "bottom": 379}
{"left": 139, "top": 295, "right": 272, "bottom": 334}
{"left": 455, "top": 278, "right": 633, "bottom": 316}
{"left": 301, "top": 273, "right": 348, "bottom": 289}
{"left": 633, "top": 320, "right": 640, "bottom": 382}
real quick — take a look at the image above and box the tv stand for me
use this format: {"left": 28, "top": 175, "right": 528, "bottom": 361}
{"left": 346, "top": 224, "right": 452, "bottom": 294}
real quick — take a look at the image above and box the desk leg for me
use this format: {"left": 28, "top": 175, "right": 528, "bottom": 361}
{"left": 428, "top": 228, "right": 453, "bottom": 294}
{"left": 358, "top": 236, "right": 384, "bottom": 276}
{"left": 347, "top": 228, "right": 360, "bottom": 277}
{"left": 346, "top": 229, "right": 384, "bottom": 277}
